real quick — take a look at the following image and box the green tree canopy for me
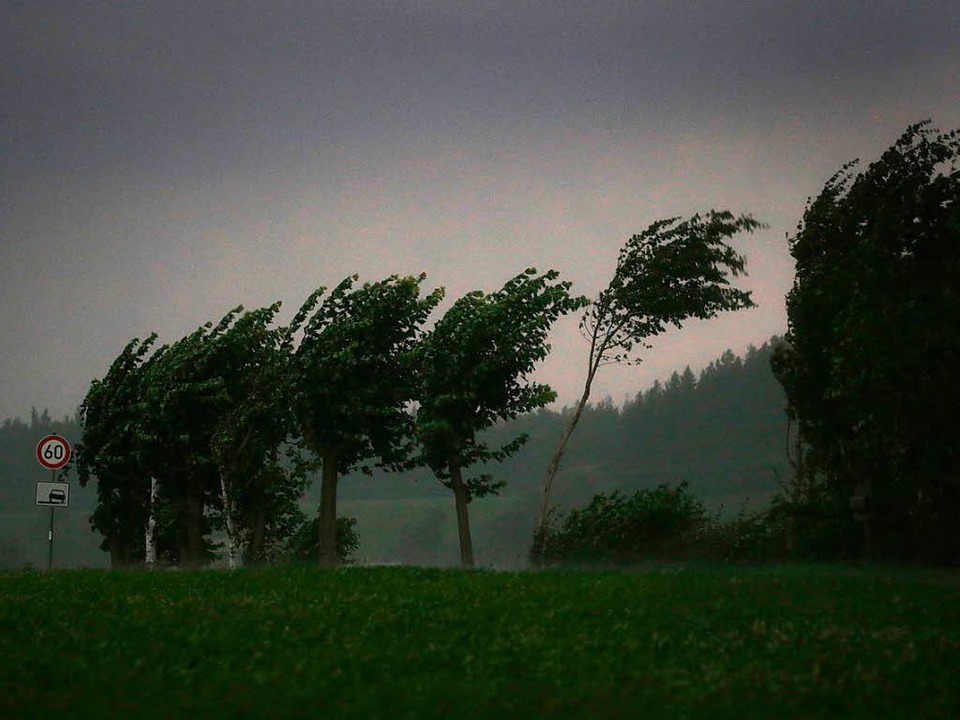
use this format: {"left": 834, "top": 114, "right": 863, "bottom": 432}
{"left": 293, "top": 273, "right": 444, "bottom": 565}
{"left": 78, "top": 303, "right": 311, "bottom": 569}
{"left": 415, "top": 268, "right": 588, "bottom": 567}
{"left": 77, "top": 335, "right": 160, "bottom": 566}
{"left": 204, "top": 303, "right": 308, "bottom": 568}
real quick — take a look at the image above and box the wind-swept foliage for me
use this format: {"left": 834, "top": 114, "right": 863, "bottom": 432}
{"left": 78, "top": 304, "right": 312, "bottom": 568}
{"left": 77, "top": 335, "right": 162, "bottom": 567}
{"left": 134, "top": 316, "right": 237, "bottom": 567}
{"left": 204, "top": 303, "right": 309, "bottom": 568}
{"left": 284, "top": 516, "right": 360, "bottom": 565}
{"left": 293, "top": 274, "right": 444, "bottom": 566}
{"left": 773, "top": 120, "right": 960, "bottom": 564}
{"left": 415, "top": 268, "right": 588, "bottom": 566}
{"left": 535, "top": 211, "right": 763, "bottom": 555}
{"left": 537, "top": 482, "right": 712, "bottom": 565}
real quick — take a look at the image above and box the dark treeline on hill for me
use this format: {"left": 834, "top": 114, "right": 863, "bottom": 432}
{"left": 0, "top": 409, "right": 95, "bottom": 569}
{"left": 0, "top": 408, "right": 83, "bottom": 510}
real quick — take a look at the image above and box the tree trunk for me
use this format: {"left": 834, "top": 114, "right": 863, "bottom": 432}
{"left": 318, "top": 448, "right": 340, "bottom": 567}
{"left": 247, "top": 507, "right": 267, "bottom": 565}
{"left": 176, "top": 481, "right": 206, "bottom": 569}
{"left": 219, "top": 469, "right": 241, "bottom": 570}
{"left": 448, "top": 462, "right": 475, "bottom": 568}
{"left": 863, "top": 475, "right": 876, "bottom": 563}
{"left": 533, "top": 363, "right": 599, "bottom": 556}
{"left": 144, "top": 477, "right": 159, "bottom": 568}
{"left": 174, "top": 498, "right": 190, "bottom": 568}
{"left": 108, "top": 536, "right": 130, "bottom": 569}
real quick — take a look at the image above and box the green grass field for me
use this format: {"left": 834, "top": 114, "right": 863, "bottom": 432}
{"left": 2, "top": 564, "right": 958, "bottom": 719}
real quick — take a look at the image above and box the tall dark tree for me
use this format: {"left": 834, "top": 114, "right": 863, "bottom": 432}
{"left": 534, "top": 211, "right": 763, "bottom": 554}
{"left": 136, "top": 320, "right": 230, "bottom": 568}
{"left": 415, "top": 269, "right": 587, "bottom": 567}
{"left": 206, "top": 303, "right": 308, "bottom": 568}
{"left": 773, "top": 120, "right": 960, "bottom": 564}
{"left": 77, "top": 336, "right": 161, "bottom": 567}
{"left": 293, "top": 274, "right": 444, "bottom": 566}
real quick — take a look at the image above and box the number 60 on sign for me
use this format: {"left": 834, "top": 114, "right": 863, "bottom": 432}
{"left": 37, "top": 435, "right": 71, "bottom": 470}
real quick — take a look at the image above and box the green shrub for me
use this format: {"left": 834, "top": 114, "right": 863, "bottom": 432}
{"left": 537, "top": 478, "right": 873, "bottom": 567}
{"left": 699, "top": 503, "right": 790, "bottom": 562}
{"left": 284, "top": 516, "right": 360, "bottom": 565}
{"left": 697, "top": 491, "right": 862, "bottom": 563}
{"left": 539, "top": 481, "right": 713, "bottom": 564}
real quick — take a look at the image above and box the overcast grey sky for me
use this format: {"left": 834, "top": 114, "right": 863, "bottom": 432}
{"left": 2, "top": 1, "right": 959, "bottom": 423}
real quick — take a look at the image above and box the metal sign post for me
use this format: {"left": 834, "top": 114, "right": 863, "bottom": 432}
{"left": 36, "top": 435, "right": 71, "bottom": 571}
{"left": 48, "top": 469, "right": 54, "bottom": 571}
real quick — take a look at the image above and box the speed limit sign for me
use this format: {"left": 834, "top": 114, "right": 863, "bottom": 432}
{"left": 37, "top": 435, "right": 71, "bottom": 470}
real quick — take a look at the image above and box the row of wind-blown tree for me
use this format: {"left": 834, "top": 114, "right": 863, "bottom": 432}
{"left": 77, "top": 270, "right": 590, "bottom": 568}
{"left": 77, "top": 302, "right": 309, "bottom": 568}
{"left": 63, "top": 120, "right": 960, "bottom": 569}
{"left": 76, "top": 205, "right": 765, "bottom": 569}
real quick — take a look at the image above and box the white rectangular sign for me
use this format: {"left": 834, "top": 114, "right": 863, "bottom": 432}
{"left": 36, "top": 482, "right": 70, "bottom": 507}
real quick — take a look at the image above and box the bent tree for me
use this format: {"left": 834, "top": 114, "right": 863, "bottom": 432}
{"left": 293, "top": 274, "right": 444, "bottom": 566}
{"left": 415, "top": 268, "right": 588, "bottom": 567}
{"left": 80, "top": 305, "right": 313, "bottom": 569}
{"left": 533, "top": 211, "right": 763, "bottom": 556}
{"left": 206, "top": 302, "right": 307, "bottom": 569}
{"left": 77, "top": 335, "right": 162, "bottom": 567}
{"left": 135, "top": 319, "right": 231, "bottom": 568}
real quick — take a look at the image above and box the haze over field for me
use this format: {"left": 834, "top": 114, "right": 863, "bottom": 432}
{"left": 3, "top": 1, "right": 959, "bottom": 422}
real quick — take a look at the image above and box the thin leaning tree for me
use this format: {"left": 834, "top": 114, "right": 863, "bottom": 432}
{"left": 532, "top": 210, "right": 765, "bottom": 557}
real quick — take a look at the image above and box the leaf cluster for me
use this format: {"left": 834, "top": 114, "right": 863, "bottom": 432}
{"left": 582, "top": 210, "right": 762, "bottom": 366}
{"left": 415, "top": 268, "right": 587, "bottom": 494}
{"left": 283, "top": 516, "right": 360, "bottom": 565}
{"left": 293, "top": 273, "right": 445, "bottom": 472}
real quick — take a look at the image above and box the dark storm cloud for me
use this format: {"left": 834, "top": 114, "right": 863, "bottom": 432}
{"left": 5, "top": 1, "right": 956, "bottom": 183}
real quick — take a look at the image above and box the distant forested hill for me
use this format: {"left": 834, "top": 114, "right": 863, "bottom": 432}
{"left": 469, "top": 338, "right": 791, "bottom": 513}
{"left": 0, "top": 409, "right": 84, "bottom": 504}
{"left": 332, "top": 338, "right": 792, "bottom": 566}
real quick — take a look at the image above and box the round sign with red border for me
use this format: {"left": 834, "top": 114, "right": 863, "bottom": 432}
{"left": 37, "top": 435, "right": 71, "bottom": 470}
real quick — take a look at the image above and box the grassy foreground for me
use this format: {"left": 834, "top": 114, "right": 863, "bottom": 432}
{"left": 1, "top": 564, "right": 958, "bottom": 719}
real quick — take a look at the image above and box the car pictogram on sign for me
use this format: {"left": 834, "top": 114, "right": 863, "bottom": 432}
{"left": 36, "top": 482, "right": 70, "bottom": 508}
